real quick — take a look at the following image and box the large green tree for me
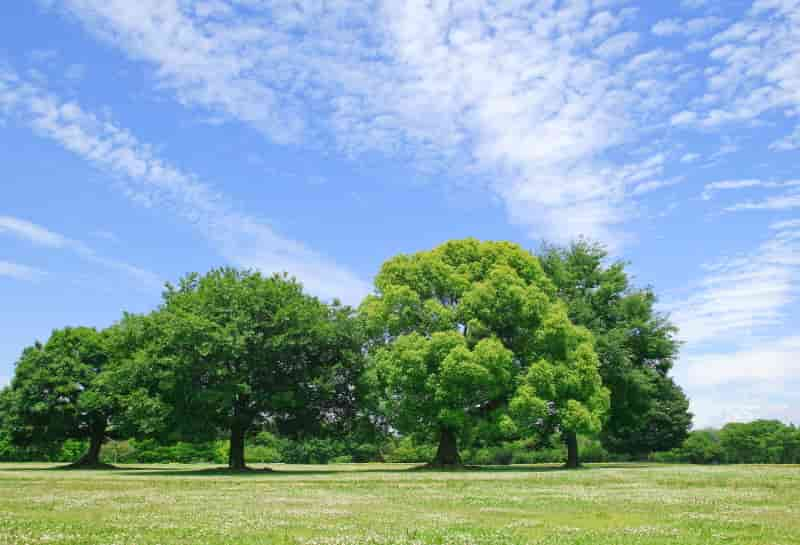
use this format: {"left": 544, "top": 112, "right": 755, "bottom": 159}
{"left": 5, "top": 327, "right": 117, "bottom": 467}
{"left": 363, "top": 239, "right": 608, "bottom": 467}
{"left": 538, "top": 241, "right": 692, "bottom": 456}
{"left": 509, "top": 309, "right": 610, "bottom": 468}
{"left": 132, "top": 268, "right": 361, "bottom": 470}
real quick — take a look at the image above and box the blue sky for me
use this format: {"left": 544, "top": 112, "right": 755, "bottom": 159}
{"left": 1, "top": 0, "right": 798, "bottom": 428}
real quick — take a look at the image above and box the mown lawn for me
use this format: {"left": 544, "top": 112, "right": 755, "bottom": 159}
{"left": 1, "top": 462, "right": 798, "bottom": 545}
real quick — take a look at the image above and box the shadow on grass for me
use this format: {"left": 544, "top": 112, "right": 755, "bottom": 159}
{"left": 0, "top": 464, "right": 152, "bottom": 473}
{"left": 97, "top": 464, "right": 619, "bottom": 478}
{"left": 0, "top": 462, "right": 654, "bottom": 477}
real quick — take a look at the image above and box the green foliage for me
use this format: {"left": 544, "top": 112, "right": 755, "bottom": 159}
{"left": 718, "top": 420, "right": 800, "bottom": 464}
{"left": 121, "top": 268, "right": 364, "bottom": 469}
{"left": 364, "top": 239, "right": 608, "bottom": 465}
{"left": 3, "top": 327, "right": 120, "bottom": 465}
{"left": 383, "top": 438, "right": 437, "bottom": 463}
{"left": 510, "top": 309, "right": 610, "bottom": 438}
{"left": 538, "top": 241, "right": 692, "bottom": 456}
{"left": 652, "top": 421, "right": 800, "bottom": 464}
{"left": 461, "top": 435, "right": 624, "bottom": 466}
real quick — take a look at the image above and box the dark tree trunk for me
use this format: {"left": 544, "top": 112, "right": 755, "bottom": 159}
{"left": 429, "top": 428, "right": 462, "bottom": 467}
{"left": 228, "top": 421, "right": 248, "bottom": 470}
{"left": 70, "top": 422, "right": 108, "bottom": 468}
{"left": 565, "top": 431, "right": 581, "bottom": 469}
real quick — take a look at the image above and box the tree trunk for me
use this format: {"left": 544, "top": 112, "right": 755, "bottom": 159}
{"left": 228, "top": 421, "right": 248, "bottom": 470}
{"left": 69, "top": 422, "right": 108, "bottom": 468}
{"left": 429, "top": 428, "right": 462, "bottom": 468}
{"left": 564, "top": 431, "right": 581, "bottom": 469}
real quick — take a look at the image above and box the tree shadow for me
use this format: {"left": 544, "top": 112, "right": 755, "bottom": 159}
{"left": 0, "top": 464, "right": 144, "bottom": 472}
{"left": 111, "top": 463, "right": 612, "bottom": 477}
{"left": 122, "top": 465, "right": 414, "bottom": 478}
{"left": 0, "top": 462, "right": 652, "bottom": 477}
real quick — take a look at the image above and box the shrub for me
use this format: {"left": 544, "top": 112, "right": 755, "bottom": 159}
{"left": 246, "top": 446, "right": 282, "bottom": 464}
{"left": 384, "top": 438, "right": 436, "bottom": 463}
{"left": 330, "top": 455, "right": 354, "bottom": 464}
{"left": 55, "top": 439, "right": 88, "bottom": 463}
{"left": 351, "top": 443, "right": 381, "bottom": 463}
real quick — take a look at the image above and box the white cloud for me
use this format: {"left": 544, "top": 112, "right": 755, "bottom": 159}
{"left": 700, "top": 179, "right": 800, "bottom": 201}
{"left": 688, "top": 387, "right": 800, "bottom": 428}
{"left": 680, "top": 152, "right": 701, "bottom": 163}
{"left": 0, "top": 215, "right": 160, "bottom": 288}
{"left": 0, "top": 68, "right": 369, "bottom": 303}
{"left": 685, "top": 336, "right": 800, "bottom": 387}
{"left": 652, "top": 17, "right": 725, "bottom": 37}
{"left": 0, "top": 261, "right": 46, "bottom": 282}
{"left": 686, "top": 17, "right": 726, "bottom": 35}
{"left": 595, "top": 32, "right": 640, "bottom": 58}
{"left": 681, "top": 336, "right": 800, "bottom": 428}
{"left": 701, "top": 179, "right": 764, "bottom": 200}
{"left": 632, "top": 177, "right": 684, "bottom": 196}
{"left": 726, "top": 190, "right": 800, "bottom": 211}
{"left": 677, "top": 1, "right": 800, "bottom": 139}
{"left": 0, "top": 215, "right": 69, "bottom": 247}
{"left": 681, "top": 0, "right": 710, "bottom": 8}
{"left": 771, "top": 218, "right": 800, "bottom": 230}
{"left": 671, "top": 110, "right": 697, "bottom": 125}
{"left": 665, "top": 220, "right": 800, "bottom": 345}
{"left": 652, "top": 19, "right": 684, "bottom": 37}
{"left": 770, "top": 127, "right": 800, "bottom": 151}
{"left": 50, "top": 0, "right": 686, "bottom": 246}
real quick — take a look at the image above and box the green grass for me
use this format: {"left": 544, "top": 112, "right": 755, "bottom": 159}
{"left": 1, "top": 462, "right": 799, "bottom": 544}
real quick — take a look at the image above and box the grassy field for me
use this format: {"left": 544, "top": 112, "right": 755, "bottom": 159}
{"left": 1, "top": 463, "right": 798, "bottom": 545}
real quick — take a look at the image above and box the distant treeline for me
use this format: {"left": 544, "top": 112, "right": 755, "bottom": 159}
{"left": 652, "top": 420, "right": 800, "bottom": 465}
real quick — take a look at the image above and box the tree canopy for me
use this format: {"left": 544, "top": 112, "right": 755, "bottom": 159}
{"left": 4, "top": 326, "right": 116, "bottom": 467}
{"left": 538, "top": 241, "right": 691, "bottom": 456}
{"left": 363, "top": 239, "right": 609, "bottom": 467}
{"left": 0, "top": 237, "right": 699, "bottom": 471}
{"left": 125, "top": 268, "right": 362, "bottom": 470}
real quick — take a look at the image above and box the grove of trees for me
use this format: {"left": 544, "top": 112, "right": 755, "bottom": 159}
{"left": 653, "top": 420, "right": 800, "bottom": 465}
{"left": 0, "top": 238, "right": 698, "bottom": 470}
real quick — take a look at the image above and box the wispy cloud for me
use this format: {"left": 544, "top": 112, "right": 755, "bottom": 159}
{"left": 665, "top": 220, "right": 800, "bottom": 345}
{"left": 0, "top": 68, "right": 369, "bottom": 303}
{"left": 699, "top": 179, "right": 800, "bottom": 202}
{"left": 680, "top": 334, "right": 800, "bottom": 427}
{"left": 674, "top": 0, "right": 800, "bottom": 144}
{"left": 688, "top": 385, "right": 800, "bottom": 428}
{"left": 0, "top": 215, "right": 69, "bottom": 247}
{"left": 0, "top": 215, "right": 160, "bottom": 288}
{"left": 681, "top": 0, "right": 710, "bottom": 9}
{"left": 726, "top": 189, "right": 800, "bottom": 212}
{"left": 685, "top": 336, "right": 800, "bottom": 387}
{"left": 771, "top": 127, "right": 800, "bottom": 151}
{"left": 0, "top": 260, "right": 46, "bottom": 282}
{"left": 50, "top": 0, "right": 688, "bottom": 245}
{"left": 668, "top": 218, "right": 800, "bottom": 426}
{"left": 652, "top": 16, "right": 725, "bottom": 37}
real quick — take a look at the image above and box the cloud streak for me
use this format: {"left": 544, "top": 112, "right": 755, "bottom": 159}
{"left": 0, "top": 215, "right": 160, "bottom": 288}
{"left": 700, "top": 179, "right": 800, "bottom": 201}
{"left": 665, "top": 220, "right": 800, "bottom": 345}
{"left": 50, "top": 0, "right": 690, "bottom": 245}
{"left": 0, "top": 68, "right": 369, "bottom": 303}
{"left": 668, "top": 217, "right": 800, "bottom": 428}
{"left": 0, "top": 260, "right": 46, "bottom": 282}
